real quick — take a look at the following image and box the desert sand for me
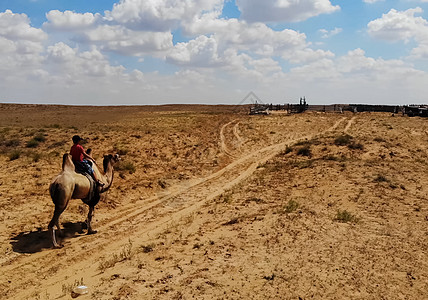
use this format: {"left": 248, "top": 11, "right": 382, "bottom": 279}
{"left": 0, "top": 104, "right": 427, "bottom": 299}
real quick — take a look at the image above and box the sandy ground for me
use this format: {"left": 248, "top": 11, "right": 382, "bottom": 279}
{"left": 0, "top": 104, "right": 427, "bottom": 299}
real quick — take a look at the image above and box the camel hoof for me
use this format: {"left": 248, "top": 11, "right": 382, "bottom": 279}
{"left": 52, "top": 244, "right": 63, "bottom": 249}
{"left": 87, "top": 230, "right": 97, "bottom": 235}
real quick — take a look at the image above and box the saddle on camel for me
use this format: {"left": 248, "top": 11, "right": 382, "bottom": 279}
{"left": 48, "top": 135, "right": 119, "bottom": 248}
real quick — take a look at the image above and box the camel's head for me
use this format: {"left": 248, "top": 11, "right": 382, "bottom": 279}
{"left": 103, "top": 154, "right": 120, "bottom": 171}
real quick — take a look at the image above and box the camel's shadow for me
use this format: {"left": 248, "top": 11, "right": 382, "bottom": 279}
{"left": 11, "top": 222, "right": 86, "bottom": 253}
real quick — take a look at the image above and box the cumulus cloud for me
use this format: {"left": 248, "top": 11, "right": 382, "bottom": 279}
{"left": 0, "top": 9, "right": 47, "bottom": 42}
{"left": 0, "top": 10, "right": 46, "bottom": 78}
{"left": 107, "top": 0, "right": 223, "bottom": 31}
{"left": 410, "top": 44, "right": 428, "bottom": 59}
{"left": 363, "top": 0, "right": 384, "bottom": 3}
{"left": 166, "top": 35, "right": 221, "bottom": 67}
{"left": 319, "top": 27, "right": 342, "bottom": 38}
{"left": 291, "top": 48, "right": 423, "bottom": 82}
{"left": 367, "top": 7, "right": 428, "bottom": 43}
{"left": 46, "top": 42, "right": 126, "bottom": 80}
{"left": 368, "top": 7, "right": 428, "bottom": 60}
{"left": 236, "top": 0, "right": 340, "bottom": 23}
{"left": 78, "top": 25, "right": 173, "bottom": 56}
{"left": 44, "top": 10, "right": 100, "bottom": 31}
{"left": 181, "top": 13, "right": 309, "bottom": 59}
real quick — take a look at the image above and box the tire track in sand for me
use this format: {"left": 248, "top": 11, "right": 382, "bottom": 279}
{"left": 4, "top": 116, "right": 347, "bottom": 300}
{"left": 219, "top": 120, "right": 236, "bottom": 158}
{"left": 344, "top": 116, "right": 356, "bottom": 134}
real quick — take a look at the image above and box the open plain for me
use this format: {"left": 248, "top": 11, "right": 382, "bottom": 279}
{"left": 0, "top": 104, "right": 427, "bottom": 299}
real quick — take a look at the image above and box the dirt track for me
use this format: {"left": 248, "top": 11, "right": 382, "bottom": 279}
{"left": 1, "top": 105, "right": 427, "bottom": 299}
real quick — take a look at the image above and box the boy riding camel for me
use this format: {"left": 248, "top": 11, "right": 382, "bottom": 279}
{"left": 70, "top": 135, "right": 104, "bottom": 191}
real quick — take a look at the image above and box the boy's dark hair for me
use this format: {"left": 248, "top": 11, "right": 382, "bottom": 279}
{"left": 72, "top": 135, "right": 83, "bottom": 143}
{"left": 86, "top": 148, "right": 92, "bottom": 154}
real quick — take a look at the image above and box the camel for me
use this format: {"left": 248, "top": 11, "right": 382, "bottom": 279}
{"left": 48, "top": 153, "right": 119, "bottom": 248}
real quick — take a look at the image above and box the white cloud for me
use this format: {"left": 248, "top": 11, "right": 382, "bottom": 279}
{"left": 367, "top": 7, "right": 428, "bottom": 43}
{"left": 284, "top": 48, "right": 335, "bottom": 64}
{"left": 0, "top": 10, "right": 46, "bottom": 78}
{"left": 363, "top": 0, "right": 384, "bottom": 4}
{"left": 78, "top": 25, "right": 173, "bottom": 56}
{"left": 368, "top": 7, "right": 428, "bottom": 60}
{"left": 236, "top": 0, "right": 340, "bottom": 23}
{"left": 182, "top": 13, "right": 310, "bottom": 59}
{"left": 409, "top": 44, "right": 428, "bottom": 59}
{"left": 45, "top": 10, "right": 100, "bottom": 31}
{"left": 107, "top": 0, "right": 223, "bottom": 31}
{"left": 46, "top": 42, "right": 126, "bottom": 80}
{"left": 319, "top": 27, "right": 342, "bottom": 38}
{"left": 166, "top": 35, "right": 221, "bottom": 67}
{"left": 0, "top": 9, "right": 47, "bottom": 42}
{"left": 291, "top": 48, "right": 423, "bottom": 81}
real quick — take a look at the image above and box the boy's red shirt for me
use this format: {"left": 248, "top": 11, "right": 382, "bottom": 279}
{"left": 70, "top": 144, "right": 85, "bottom": 162}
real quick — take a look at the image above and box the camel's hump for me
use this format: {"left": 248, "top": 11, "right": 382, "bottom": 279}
{"left": 62, "top": 153, "right": 75, "bottom": 172}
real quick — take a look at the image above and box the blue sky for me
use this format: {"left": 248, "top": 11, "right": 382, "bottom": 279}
{"left": 1, "top": 0, "right": 428, "bottom": 105}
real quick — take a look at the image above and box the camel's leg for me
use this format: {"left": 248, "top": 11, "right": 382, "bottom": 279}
{"left": 48, "top": 207, "right": 65, "bottom": 248}
{"left": 86, "top": 206, "right": 97, "bottom": 235}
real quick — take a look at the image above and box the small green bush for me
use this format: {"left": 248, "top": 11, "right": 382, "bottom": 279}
{"left": 33, "top": 133, "right": 46, "bottom": 142}
{"left": 116, "top": 160, "right": 136, "bottom": 174}
{"left": 32, "top": 152, "right": 42, "bottom": 162}
{"left": 282, "top": 146, "right": 293, "bottom": 155}
{"left": 284, "top": 200, "right": 299, "bottom": 213}
{"left": 9, "top": 150, "right": 21, "bottom": 161}
{"left": 26, "top": 139, "right": 39, "bottom": 148}
{"left": 4, "top": 139, "right": 20, "bottom": 147}
{"left": 297, "top": 145, "right": 311, "bottom": 156}
{"left": 334, "top": 134, "right": 353, "bottom": 146}
{"left": 374, "top": 174, "right": 389, "bottom": 183}
{"left": 373, "top": 137, "right": 386, "bottom": 143}
{"left": 348, "top": 142, "right": 364, "bottom": 150}
{"left": 335, "top": 210, "right": 359, "bottom": 223}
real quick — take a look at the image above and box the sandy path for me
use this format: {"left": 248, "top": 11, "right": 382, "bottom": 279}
{"left": 344, "top": 116, "right": 356, "bottom": 133}
{"left": 2, "top": 116, "right": 348, "bottom": 299}
{"left": 232, "top": 121, "right": 244, "bottom": 150}
{"left": 219, "top": 120, "right": 236, "bottom": 158}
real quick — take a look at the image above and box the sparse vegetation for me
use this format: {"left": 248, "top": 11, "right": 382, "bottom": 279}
{"left": 32, "top": 152, "right": 42, "bottom": 162}
{"left": 334, "top": 210, "right": 359, "bottom": 223}
{"left": 374, "top": 174, "right": 389, "bottom": 183}
{"left": 374, "top": 137, "right": 386, "bottom": 143}
{"left": 61, "top": 278, "right": 84, "bottom": 296}
{"left": 141, "top": 244, "right": 155, "bottom": 253}
{"left": 284, "top": 200, "right": 300, "bottom": 213}
{"left": 158, "top": 180, "right": 167, "bottom": 189}
{"left": 223, "top": 217, "right": 240, "bottom": 225}
{"left": 348, "top": 141, "right": 364, "bottom": 150}
{"left": 9, "top": 150, "right": 21, "bottom": 161}
{"left": 26, "top": 139, "right": 39, "bottom": 148}
{"left": 281, "top": 146, "right": 293, "bottom": 155}
{"left": 288, "top": 159, "right": 314, "bottom": 169}
{"left": 98, "top": 240, "right": 134, "bottom": 272}
{"left": 4, "top": 138, "right": 20, "bottom": 147}
{"left": 297, "top": 145, "right": 311, "bottom": 156}
{"left": 323, "top": 155, "right": 340, "bottom": 161}
{"left": 219, "top": 192, "right": 233, "bottom": 204}
{"left": 33, "top": 133, "right": 46, "bottom": 142}
{"left": 246, "top": 197, "right": 264, "bottom": 203}
{"left": 116, "top": 160, "right": 136, "bottom": 174}
{"left": 334, "top": 134, "right": 353, "bottom": 146}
